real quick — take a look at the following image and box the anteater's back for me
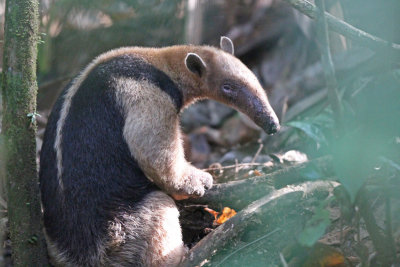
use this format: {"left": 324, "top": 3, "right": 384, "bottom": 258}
{"left": 39, "top": 54, "right": 166, "bottom": 266}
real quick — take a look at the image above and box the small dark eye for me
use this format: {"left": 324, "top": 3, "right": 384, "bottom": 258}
{"left": 222, "top": 84, "right": 234, "bottom": 93}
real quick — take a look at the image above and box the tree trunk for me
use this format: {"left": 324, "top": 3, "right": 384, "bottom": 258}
{"left": 2, "top": 0, "right": 49, "bottom": 265}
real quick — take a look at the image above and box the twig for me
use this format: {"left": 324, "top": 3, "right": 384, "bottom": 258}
{"left": 189, "top": 156, "right": 334, "bottom": 209}
{"left": 379, "top": 156, "right": 400, "bottom": 171}
{"left": 251, "top": 143, "right": 264, "bottom": 164}
{"left": 315, "top": 0, "right": 342, "bottom": 128}
{"left": 279, "top": 252, "right": 289, "bottom": 267}
{"left": 282, "top": 0, "right": 400, "bottom": 53}
{"left": 234, "top": 158, "right": 239, "bottom": 173}
{"left": 0, "top": 196, "right": 7, "bottom": 209}
{"left": 182, "top": 204, "right": 208, "bottom": 209}
{"left": 202, "top": 162, "right": 265, "bottom": 172}
{"left": 234, "top": 158, "right": 239, "bottom": 180}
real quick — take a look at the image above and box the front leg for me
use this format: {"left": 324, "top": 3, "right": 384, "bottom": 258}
{"left": 121, "top": 87, "right": 213, "bottom": 198}
{"left": 175, "top": 164, "right": 213, "bottom": 197}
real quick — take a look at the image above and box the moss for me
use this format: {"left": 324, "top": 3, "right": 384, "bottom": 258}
{"left": 2, "top": 0, "right": 49, "bottom": 266}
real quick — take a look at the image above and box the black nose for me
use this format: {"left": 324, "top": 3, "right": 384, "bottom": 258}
{"left": 269, "top": 122, "right": 280, "bottom": 134}
{"left": 267, "top": 122, "right": 280, "bottom": 135}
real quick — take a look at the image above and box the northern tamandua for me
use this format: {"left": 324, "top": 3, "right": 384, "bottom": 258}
{"left": 39, "top": 37, "right": 280, "bottom": 267}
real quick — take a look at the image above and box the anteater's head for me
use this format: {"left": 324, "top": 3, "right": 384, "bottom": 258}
{"left": 184, "top": 37, "right": 280, "bottom": 135}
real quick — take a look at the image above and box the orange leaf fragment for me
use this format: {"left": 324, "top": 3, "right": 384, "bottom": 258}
{"left": 253, "top": 170, "right": 262, "bottom": 176}
{"left": 216, "top": 207, "right": 237, "bottom": 225}
{"left": 204, "top": 207, "right": 219, "bottom": 220}
{"left": 320, "top": 252, "right": 345, "bottom": 267}
{"left": 304, "top": 243, "right": 346, "bottom": 267}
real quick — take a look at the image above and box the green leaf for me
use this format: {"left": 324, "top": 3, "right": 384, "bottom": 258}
{"left": 287, "top": 121, "right": 327, "bottom": 148}
{"left": 297, "top": 200, "right": 332, "bottom": 247}
{"left": 299, "top": 164, "right": 322, "bottom": 180}
{"left": 297, "top": 218, "right": 329, "bottom": 247}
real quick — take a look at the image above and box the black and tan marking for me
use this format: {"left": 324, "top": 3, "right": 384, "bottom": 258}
{"left": 40, "top": 37, "right": 279, "bottom": 267}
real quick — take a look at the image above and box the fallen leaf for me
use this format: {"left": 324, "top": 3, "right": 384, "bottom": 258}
{"left": 319, "top": 253, "right": 346, "bottom": 267}
{"left": 216, "top": 207, "right": 237, "bottom": 225}
{"left": 303, "top": 243, "right": 346, "bottom": 267}
{"left": 204, "top": 207, "right": 219, "bottom": 220}
{"left": 254, "top": 169, "right": 262, "bottom": 176}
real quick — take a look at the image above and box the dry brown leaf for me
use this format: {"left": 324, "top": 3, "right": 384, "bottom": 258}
{"left": 216, "top": 207, "right": 237, "bottom": 225}
{"left": 204, "top": 207, "right": 219, "bottom": 220}
{"left": 319, "top": 227, "right": 351, "bottom": 246}
{"left": 319, "top": 253, "right": 346, "bottom": 267}
{"left": 253, "top": 169, "right": 262, "bottom": 176}
{"left": 303, "top": 243, "right": 346, "bottom": 267}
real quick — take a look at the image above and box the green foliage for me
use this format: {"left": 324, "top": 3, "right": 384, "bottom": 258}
{"left": 288, "top": 69, "right": 400, "bottom": 202}
{"left": 332, "top": 70, "right": 400, "bottom": 201}
{"left": 297, "top": 197, "right": 332, "bottom": 247}
{"left": 287, "top": 61, "right": 400, "bottom": 250}
{"left": 37, "top": 0, "right": 185, "bottom": 78}
{"left": 286, "top": 120, "right": 328, "bottom": 148}
{"left": 299, "top": 163, "right": 323, "bottom": 180}
{"left": 286, "top": 108, "right": 334, "bottom": 149}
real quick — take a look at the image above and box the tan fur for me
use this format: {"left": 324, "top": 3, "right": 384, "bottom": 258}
{"left": 116, "top": 78, "right": 212, "bottom": 195}
{"left": 104, "top": 191, "right": 186, "bottom": 267}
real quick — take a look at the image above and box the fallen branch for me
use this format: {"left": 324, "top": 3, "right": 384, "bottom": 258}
{"left": 180, "top": 181, "right": 337, "bottom": 266}
{"left": 282, "top": 0, "right": 400, "bottom": 53}
{"left": 188, "top": 156, "right": 334, "bottom": 209}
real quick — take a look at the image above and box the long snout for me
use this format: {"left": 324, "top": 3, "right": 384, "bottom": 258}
{"left": 236, "top": 90, "right": 280, "bottom": 135}
{"left": 250, "top": 99, "right": 280, "bottom": 135}
{"left": 255, "top": 108, "right": 280, "bottom": 135}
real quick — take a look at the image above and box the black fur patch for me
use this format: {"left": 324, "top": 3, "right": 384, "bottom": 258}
{"left": 39, "top": 54, "right": 181, "bottom": 265}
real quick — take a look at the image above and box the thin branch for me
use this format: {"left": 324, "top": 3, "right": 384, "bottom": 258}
{"left": 280, "top": 252, "right": 289, "bottom": 267}
{"left": 0, "top": 196, "right": 7, "bottom": 209}
{"left": 251, "top": 143, "right": 264, "bottom": 164}
{"left": 202, "top": 162, "right": 265, "bottom": 172}
{"left": 315, "top": 0, "right": 342, "bottom": 128}
{"left": 188, "top": 156, "right": 334, "bottom": 209}
{"left": 282, "top": 0, "right": 400, "bottom": 53}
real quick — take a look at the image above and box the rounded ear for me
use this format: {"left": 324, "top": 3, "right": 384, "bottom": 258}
{"left": 185, "top": 53, "right": 207, "bottom": 77}
{"left": 220, "top": 36, "right": 234, "bottom": 55}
